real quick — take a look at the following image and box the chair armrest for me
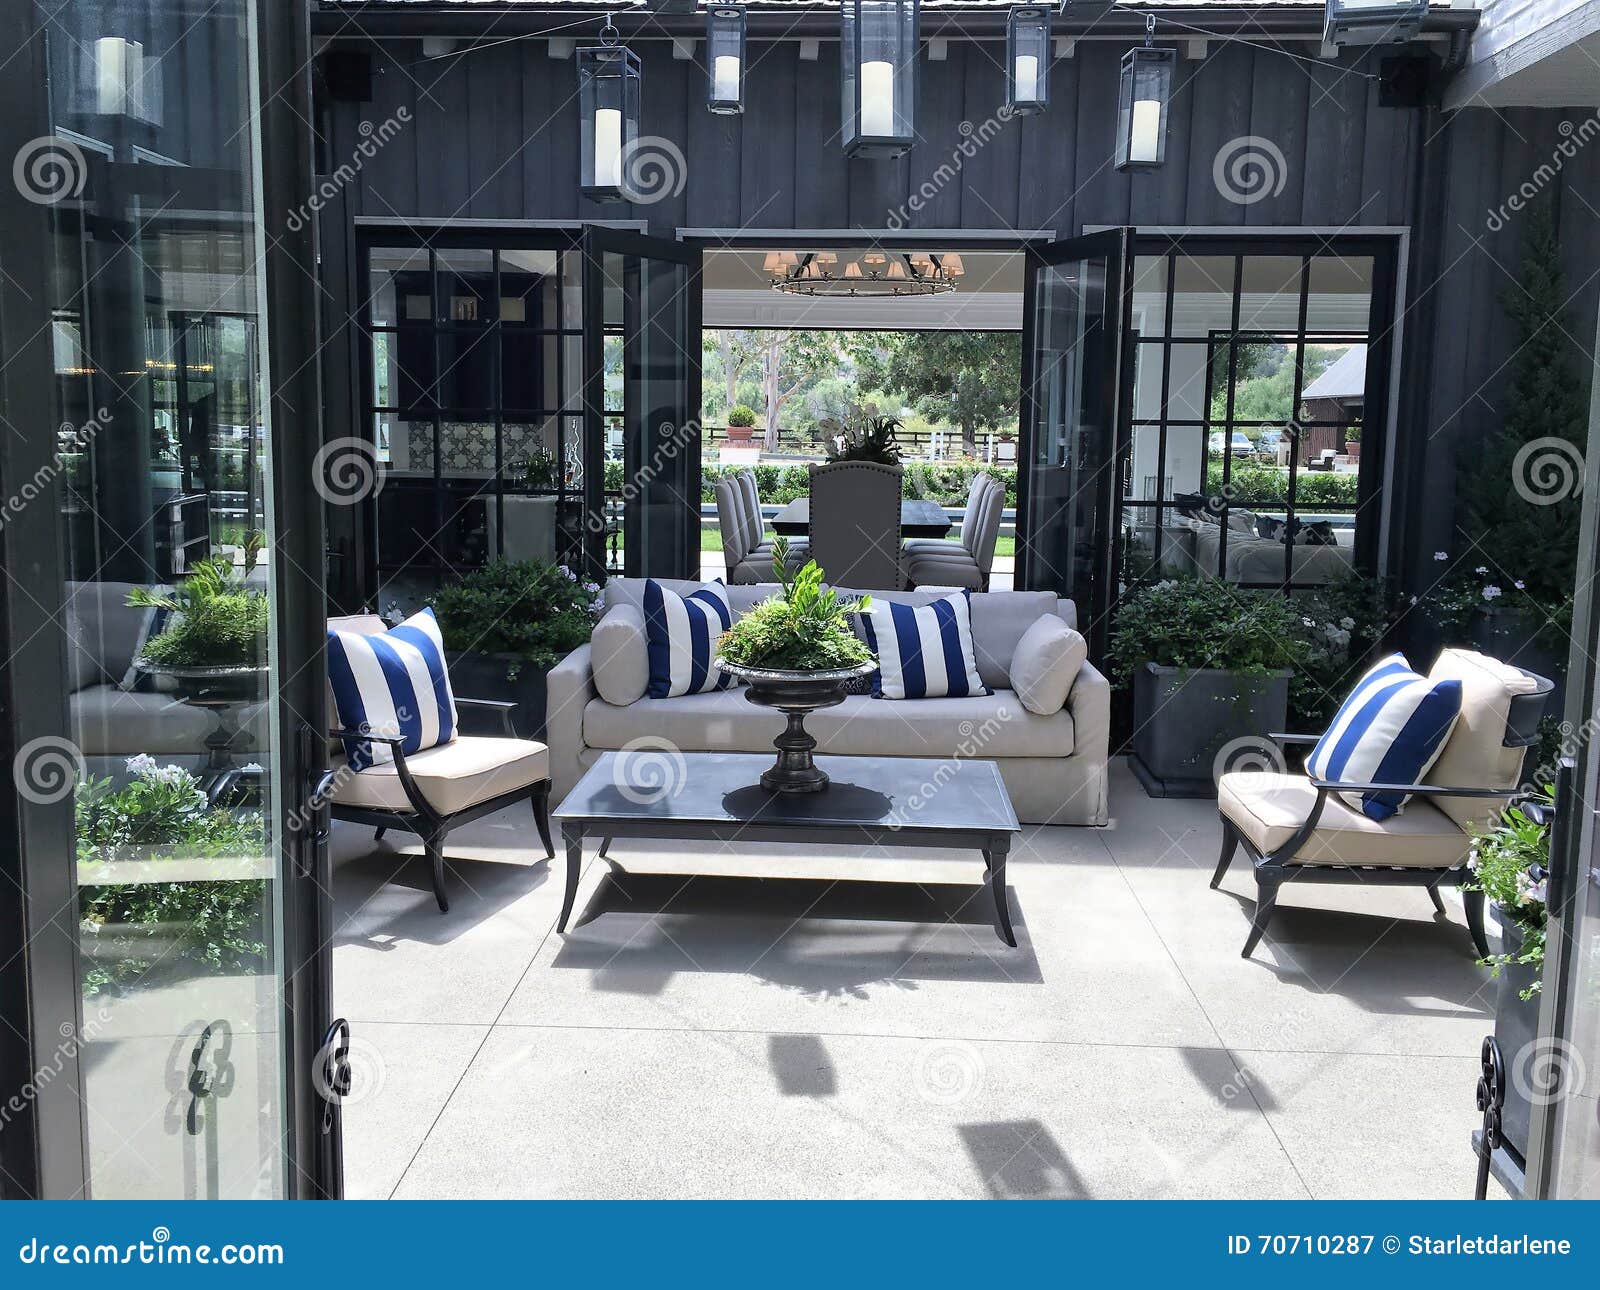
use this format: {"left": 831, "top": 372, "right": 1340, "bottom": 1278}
{"left": 328, "top": 728, "right": 437, "bottom": 820}
{"left": 1308, "top": 778, "right": 1524, "bottom": 800}
{"left": 454, "top": 695, "right": 518, "bottom": 737}
{"left": 329, "top": 727, "right": 406, "bottom": 750}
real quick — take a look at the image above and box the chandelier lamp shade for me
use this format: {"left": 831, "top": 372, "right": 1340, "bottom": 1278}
{"left": 578, "top": 37, "right": 642, "bottom": 203}
{"left": 1114, "top": 22, "right": 1174, "bottom": 172}
{"left": 706, "top": 5, "right": 747, "bottom": 114}
{"left": 1322, "top": 0, "right": 1428, "bottom": 46}
{"left": 1006, "top": 6, "right": 1051, "bottom": 115}
{"left": 841, "top": 0, "right": 919, "bottom": 159}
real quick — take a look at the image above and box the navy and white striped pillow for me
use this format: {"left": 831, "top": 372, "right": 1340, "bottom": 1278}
{"left": 327, "top": 607, "right": 458, "bottom": 769}
{"left": 860, "top": 593, "right": 988, "bottom": 700}
{"left": 642, "top": 579, "right": 736, "bottom": 699}
{"left": 1306, "top": 653, "right": 1463, "bottom": 821}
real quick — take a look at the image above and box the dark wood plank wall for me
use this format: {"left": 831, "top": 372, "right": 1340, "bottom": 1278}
{"left": 324, "top": 35, "right": 1600, "bottom": 599}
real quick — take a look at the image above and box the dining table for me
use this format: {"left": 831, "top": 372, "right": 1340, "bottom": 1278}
{"left": 769, "top": 496, "right": 953, "bottom": 540}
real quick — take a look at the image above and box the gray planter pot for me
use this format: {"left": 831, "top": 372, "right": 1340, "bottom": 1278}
{"left": 448, "top": 651, "right": 548, "bottom": 741}
{"left": 1470, "top": 606, "right": 1565, "bottom": 716}
{"left": 1491, "top": 907, "right": 1542, "bottom": 1164}
{"left": 1130, "top": 663, "right": 1291, "bottom": 799}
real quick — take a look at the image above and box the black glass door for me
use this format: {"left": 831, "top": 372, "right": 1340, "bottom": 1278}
{"left": 583, "top": 228, "right": 702, "bottom": 581}
{"left": 0, "top": 0, "right": 336, "bottom": 1198}
{"left": 1017, "top": 229, "right": 1133, "bottom": 659}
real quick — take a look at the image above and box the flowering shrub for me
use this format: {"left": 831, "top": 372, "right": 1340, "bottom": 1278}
{"left": 428, "top": 559, "right": 603, "bottom": 678}
{"left": 1464, "top": 789, "right": 1552, "bottom": 997}
{"left": 77, "top": 759, "right": 267, "bottom": 996}
{"left": 1422, "top": 555, "right": 1571, "bottom": 651}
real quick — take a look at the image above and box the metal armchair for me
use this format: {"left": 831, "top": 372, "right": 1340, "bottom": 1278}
{"left": 323, "top": 616, "right": 554, "bottom": 913}
{"left": 1212, "top": 652, "right": 1553, "bottom": 959}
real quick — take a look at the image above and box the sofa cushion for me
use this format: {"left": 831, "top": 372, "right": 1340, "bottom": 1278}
{"left": 64, "top": 580, "right": 155, "bottom": 691}
{"left": 1219, "top": 771, "right": 1470, "bottom": 868}
{"left": 590, "top": 605, "right": 649, "bottom": 706}
{"left": 1009, "top": 616, "right": 1088, "bottom": 715}
{"left": 582, "top": 689, "right": 1072, "bottom": 759}
{"left": 70, "top": 685, "right": 223, "bottom": 756}
{"left": 1427, "top": 648, "right": 1543, "bottom": 834}
{"left": 330, "top": 735, "right": 549, "bottom": 816}
{"left": 838, "top": 588, "right": 1062, "bottom": 690}
{"left": 606, "top": 576, "right": 774, "bottom": 619}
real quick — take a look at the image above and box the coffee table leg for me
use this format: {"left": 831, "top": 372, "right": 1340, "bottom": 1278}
{"left": 986, "top": 843, "right": 1016, "bottom": 947}
{"left": 557, "top": 826, "right": 583, "bottom": 933}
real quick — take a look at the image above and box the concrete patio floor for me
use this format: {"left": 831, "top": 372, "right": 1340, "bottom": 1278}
{"left": 330, "top": 758, "right": 1502, "bottom": 1200}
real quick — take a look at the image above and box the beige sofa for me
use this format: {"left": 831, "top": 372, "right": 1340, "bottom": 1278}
{"left": 545, "top": 579, "right": 1110, "bottom": 826}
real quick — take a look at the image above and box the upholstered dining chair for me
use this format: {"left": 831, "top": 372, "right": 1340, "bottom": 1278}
{"left": 906, "top": 472, "right": 1004, "bottom": 590}
{"left": 1212, "top": 648, "right": 1554, "bottom": 959}
{"left": 807, "top": 460, "right": 905, "bottom": 590}
{"left": 319, "top": 614, "right": 555, "bottom": 913}
{"left": 717, "top": 470, "right": 806, "bottom": 583}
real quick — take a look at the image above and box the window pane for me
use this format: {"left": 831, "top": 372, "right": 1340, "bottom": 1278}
{"left": 369, "top": 246, "right": 429, "bottom": 325}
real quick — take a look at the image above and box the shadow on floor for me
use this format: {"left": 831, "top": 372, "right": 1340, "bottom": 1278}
{"left": 549, "top": 869, "right": 1040, "bottom": 999}
{"left": 957, "top": 1119, "right": 1089, "bottom": 1198}
{"left": 768, "top": 1033, "right": 838, "bottom": 1097}
{"left": 333, "top": 837, "right": 552, "bottom": 952}
{"left": 1211, "top": 886, "right": 1493, "bottom": 1019}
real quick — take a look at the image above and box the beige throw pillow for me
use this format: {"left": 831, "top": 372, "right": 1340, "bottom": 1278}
{"left": 1008, "top": 616, "right": 1088, "bottom": 716}
{"left": 591, "top": 605, "right": 649, "bottom": 706}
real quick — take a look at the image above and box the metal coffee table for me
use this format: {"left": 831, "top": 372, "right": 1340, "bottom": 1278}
{"left": 554, "top": 752, "right": 1023, "bottom": 945}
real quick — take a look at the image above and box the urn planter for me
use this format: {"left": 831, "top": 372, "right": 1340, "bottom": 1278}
{"left": 1130, "top": 662, "right": 1291, "bottom": 799}
{"left": 715, "top": 658, "right": 877, "bottom": 794}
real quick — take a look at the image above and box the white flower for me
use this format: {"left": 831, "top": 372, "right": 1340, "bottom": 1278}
{"left": 1475, "top": 565, "right": 1488, "bottom": 575}
{"left": 558, "top": 564, "right": 577, "bottom": 582}
{"left": 1482, "top": 585, "right": 1502, "bottom": 601}
{"left": 1514, "top": 580, "right": 1525, "bottom": 591}
{"left": 125, "top": 754, "right": 158, "bottom": 777}
{"left": 241, "top": 762, "right": 264, "bottom": 774}
{"left": 1433, "top": 551, "right": 1448, "bottom": 562}
{"left": 1339, "top": 616, "right": 1355, "bottom": 630}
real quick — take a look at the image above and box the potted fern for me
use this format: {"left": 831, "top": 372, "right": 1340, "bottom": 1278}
{"left": 715, "top": 537, "right": 875, "bottom": 794}
{"left": 130, "top": 549, "right": 269, "bottom": 702}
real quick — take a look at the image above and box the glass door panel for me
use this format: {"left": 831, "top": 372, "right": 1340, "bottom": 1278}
{"left": 583, "top": 228, "right": 702, "bottom": 581}
{"left": 0, "top": 0, "right": 329, "bottom": 1197}
{"left": 1018, "top": 230, "right": 1132, "bottom": 659}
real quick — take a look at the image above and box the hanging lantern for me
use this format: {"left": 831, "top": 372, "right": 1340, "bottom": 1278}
{"left": 1323, "top": 0, "right": 1427, "bottom": 47}
{"left": 841, "top": 0, "right": 919, "bottom": 159}
{"left": 1006, "top": 6, "right": 1051, "bottom": 116}
{"left": 1115, "top": 19, "right": 1174, "bottom": 171}
{"left": 578, "top": 29, "right": 642, "bottom": 202}
{"left": 706, "top": 5, "right": 747, "bottom": 114}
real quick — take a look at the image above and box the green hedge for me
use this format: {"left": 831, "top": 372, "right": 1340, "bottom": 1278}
{"left": 1203, "top": 463, "right": 1359, "bottom": 507}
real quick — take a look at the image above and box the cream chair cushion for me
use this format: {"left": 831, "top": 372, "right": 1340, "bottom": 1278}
{"left": 1426, "top": 648, "right": 1540, "bottom": 833}
{"left": 1219, "top": 771, "right": 1471, "bottom": 868}
{"left": 331, "top": 736, "right": 549, "bottom": 815}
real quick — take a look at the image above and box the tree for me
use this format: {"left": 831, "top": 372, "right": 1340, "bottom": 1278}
{"left": 751, "top": 330, "right": 837, "bottom": 452}
{"left": 1455, "top": 206, "right": 1587, "bottom": 604}
{"left": 845, "top": 331, "right": 1020, "bottom": 453}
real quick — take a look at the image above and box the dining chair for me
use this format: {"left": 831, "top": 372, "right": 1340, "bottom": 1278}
{"left": 906, "top": 473, "right": 1003, "bottom": 590}
{"left": 807, "top": 460, "right": 905, "bottom": 590}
